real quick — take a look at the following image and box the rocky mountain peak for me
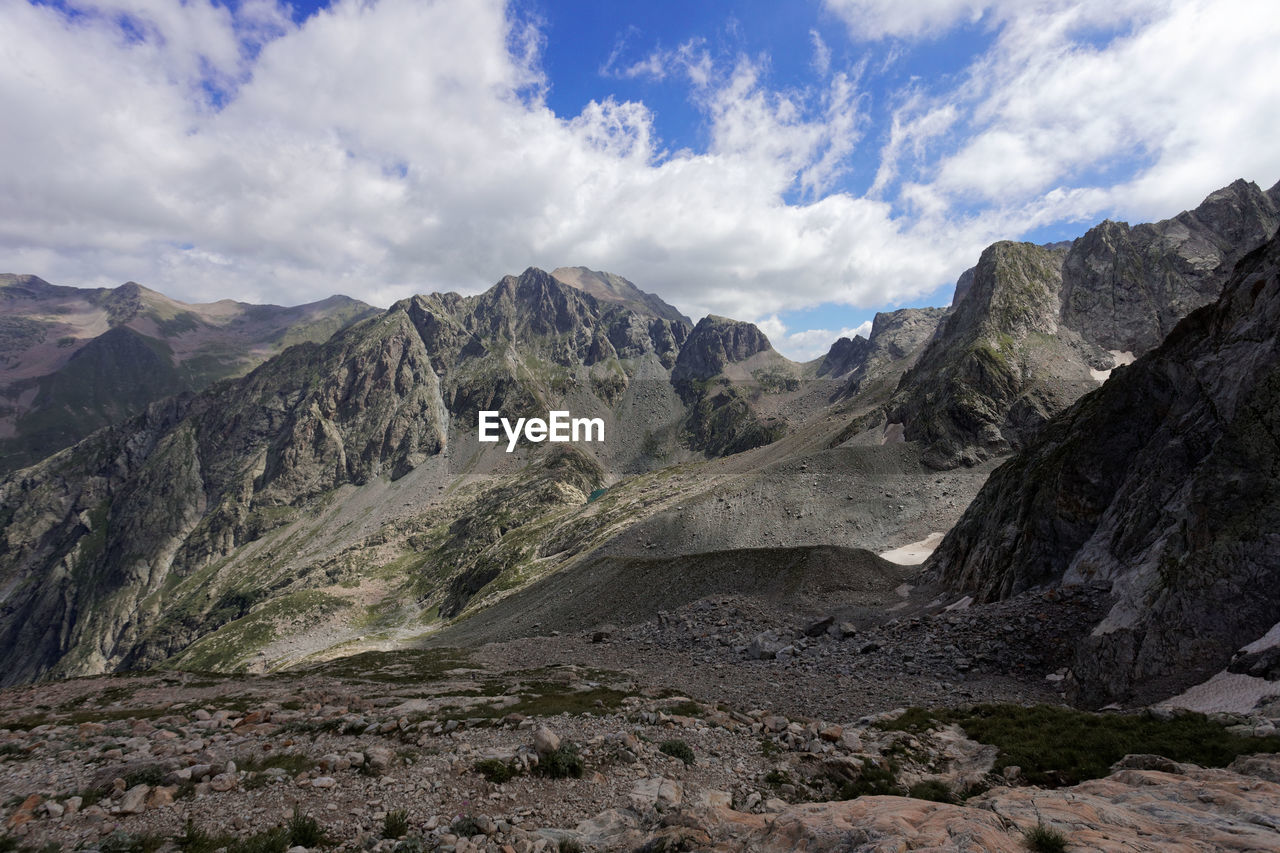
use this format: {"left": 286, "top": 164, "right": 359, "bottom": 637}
{"left": 817, "top": 335, "right": 871, "bottom": 378}
{"left": 671, "top": 315, "right": 774, "bottom": 384}
{"left": 1060, "top": 178, "right": 1280, "bottom": 354}
{"left": 889, "top": 241, "right": 1077, "bottom": 468}
{"left": 880, "top": 177, "right": 1279, "bottom": 470}
{"left": 821, "top": 308, "right": 947, "bottom": 404}
{"left": 551, "top": 266, "right": 691, "bottom": 325}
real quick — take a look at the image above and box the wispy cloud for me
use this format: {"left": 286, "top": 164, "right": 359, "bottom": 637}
{"left": 809, "top": 29, "right": 831, "bottom": 76}
{"left": 600, "top": 35, "right": 711, "bottom": 87}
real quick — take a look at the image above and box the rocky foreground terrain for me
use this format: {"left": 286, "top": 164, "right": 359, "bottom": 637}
{"left": 2, "top": 635, "right": 1279, "bottom": 853}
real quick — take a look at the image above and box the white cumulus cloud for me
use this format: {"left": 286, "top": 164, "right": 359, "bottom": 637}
{"left": 0, "top": 0, "right": 1277, "bottom": 364}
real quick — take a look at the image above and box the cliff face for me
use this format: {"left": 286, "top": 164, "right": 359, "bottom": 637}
{"left": 819, "top": 308, "right": 947, "bottom": 401}
{"left": 926, "top": 231, "right": 1280, "bottom": 705}
{"left": 886, "top": 179, "right": 1280, "bottom": 469}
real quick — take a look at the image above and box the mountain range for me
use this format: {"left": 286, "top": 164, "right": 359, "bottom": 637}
{"left": 1, "top": 177, "right": 1278, "bottom": 720}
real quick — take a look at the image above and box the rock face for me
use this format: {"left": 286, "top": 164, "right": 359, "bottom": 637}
{"left": 670, "top": 315, "right": 773, "bottom": 385}
{"left": 888, "top": 179, "right": 1280, "bottom": 469}
{"left": 1061, "top": 178, "right": 1280, "bottom": 353}
{"left": 550, "top": 266, "right": 691, "bottom": 325}
{"left": 822, "top": 308, "right": 947, "bottom": 400}
{"left": 890, "top": 241, "right": 1102, "bottom": 467}
{"left": 816, "top": 335, "right": 870, "bottom": 378}
{"left": 671, "top": 315, "right": 789, "bottom": 456}
{"left": 0, "top": 267, "right": 805, "bottom": 685}
{"left": 927, "top": 230, "right": 1280, "bottom": 705}
{"left": 0, "top": 276, "right": 377, "bottom": 474}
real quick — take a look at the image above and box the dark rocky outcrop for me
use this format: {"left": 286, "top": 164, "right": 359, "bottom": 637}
{"left": 835, "top": 308, "right": 948, "bottom": 399}
{"left": 889, "top": 242, "right": 1101, "bottom": 467}
{"left": 670, "top": 316, "right": 788, "bottom": 456}
{"left": 926, "top": 230, "right": 1280, "bottom": 705}
{"left": 671, "top": 316, "right": 774, "bottom": 386}
{"left": 817, "top": 335, "right": 871, "bottom": 378}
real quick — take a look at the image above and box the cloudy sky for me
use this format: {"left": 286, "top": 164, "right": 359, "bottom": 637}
{"left": 2, "top": 0, "right": 1278, "bottom": 359}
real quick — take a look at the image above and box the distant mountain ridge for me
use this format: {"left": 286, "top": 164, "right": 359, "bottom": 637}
{"left": 550, "top": 266, "right": 692, "bottom": 325}
{"left": 0, "top": 275, "right": 377, "bottom": 473}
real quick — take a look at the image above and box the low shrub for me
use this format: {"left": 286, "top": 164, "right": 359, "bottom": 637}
{"left": 474, "top": 758, "right": 516, "bottom": 783}
{"left": 1023, "top": 822, "right": 1068, "bottom": 852}
{"left": 659, "top": 739, "right": 695, "bottom": 766}
{"left": 537, "top": 742, "right": 584, "bottom": 779}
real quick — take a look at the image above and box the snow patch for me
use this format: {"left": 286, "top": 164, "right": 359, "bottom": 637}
{"left": 1157, "top": 670, "right": 1280, "bottom": 715}
{"left": 880, "top": 532, "right": 945, "bottom": 565}
{"left": 1242, "top": 620, "right": 1280, "bottom": 654}
{"left": 1090, "top": 350, "right": 1136, "bottom": 383}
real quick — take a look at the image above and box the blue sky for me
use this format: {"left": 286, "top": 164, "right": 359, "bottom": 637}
{"left": 4, "top": 0, "right": 1280, "bottom": 358}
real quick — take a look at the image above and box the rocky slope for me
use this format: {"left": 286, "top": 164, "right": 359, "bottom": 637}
{"left": 1062, "top": 178, "right": 1280, "bottom": 353}
{"left": 821, "top": 307, "right": 947, "bottom": 402}
{"left": 926, "top": 229, "right": 1280, "bottom": 706}
{"left": 886, "top": 178, "right": 1280, "bottom": 468}
{"left": 0, "top": 276, "right": 376, "bottom": 473}
{"left": 1, "top": 654, "right": 1277, "bottom": 852}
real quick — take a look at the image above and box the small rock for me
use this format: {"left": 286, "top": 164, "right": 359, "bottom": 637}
{"left": 310, "top": 776, "right": 337, "bottom": 789}
{"left": 209, "top": 773, "right": 236, "bottom": 792}
{"left": 116, "top": 785, "right": 149, "bottom": 815}
{"left": 533, "top": 726, "right": 561, "bottom": 756}
{"left": 629, "top": 776, "right": 683, "bottom": 810}
{"left": 804, "top": 616, "right": 835, "bottom": 637}
{"left": 699, "top": 790, "right": 733, "bottom": 808}
{"left": 146, "top": 787, "right": 175, "bottom": 809}
{"left": 749, "top": 633, "right": 786, "bottom": 660}
{"left": 365, "top": 746, "right": 395, "bottom": 775}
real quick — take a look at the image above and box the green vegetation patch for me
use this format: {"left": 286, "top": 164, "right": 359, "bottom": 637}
{"left": 474, "top": 758, "right": 517, "bottom": 783}
{"left": 504, "top": 684, "right": 627, "bottom": 717}
{"left": 307, "top": 647, "right": 472, "bottom": 683}
{"left": 881, "top": 704, "right": 1280, "bottom": 787}
{"left": 907, "top": 779, "right": 955, "bottom": 803}
{"left": 236, "top": 752, "right": 316, "bottom": 775}
{"left": 1023, "top": 822, "right": 1069, "bottom": 853}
